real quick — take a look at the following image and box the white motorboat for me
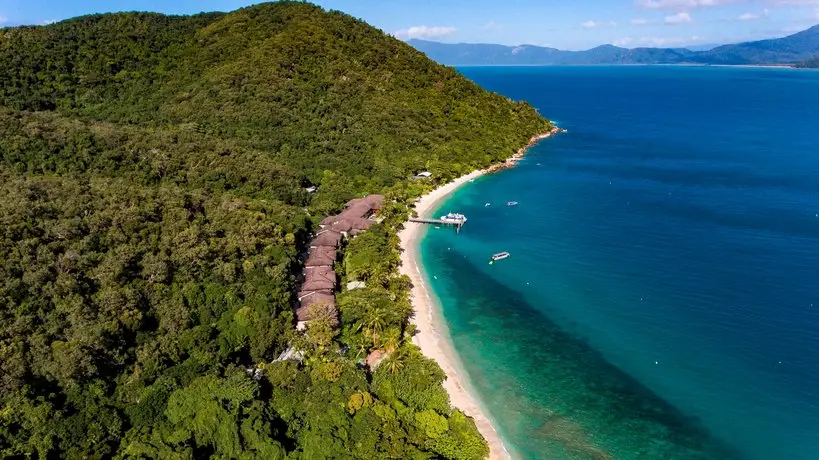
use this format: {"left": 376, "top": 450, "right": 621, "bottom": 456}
{"left": 440, "top": 212, "right": 467, "bottom": 224}
{"left": 489, "top": 252, "right": 510, "bottom": 264}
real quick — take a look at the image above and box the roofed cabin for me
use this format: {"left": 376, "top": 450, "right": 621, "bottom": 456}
{"left": 330, "top": 217, "right": 373, "bottom": 235}
{"left": 319, "top": 194, "right": 384, "bottom": 232}
{"left": 305, "top": 246, "right": 337, "bottom": 267}
{"left": 300, "top": 277, "right": 335, "bottom": 293}
{"left": 296, "top": 293, "right": 338, "bottom": 330}
{"left": 310, "top": 229, "right": 342, "bottom": 248}
{"left": 304, "top": 264, "right": 336, "bottom": 280}
{"left": 344, "top": 194, "right": 384, "bottom": 213}
{"left": 297, "top": 289, "right": 333, "bottom": 300}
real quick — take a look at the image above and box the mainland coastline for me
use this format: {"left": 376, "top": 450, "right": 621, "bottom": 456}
{"left": 398, "top": 126, "right": 560, "bottom": 459}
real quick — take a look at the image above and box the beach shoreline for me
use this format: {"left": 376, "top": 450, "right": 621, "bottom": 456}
{"left": 397, "top": 127, "right": 559, "bottom": 459}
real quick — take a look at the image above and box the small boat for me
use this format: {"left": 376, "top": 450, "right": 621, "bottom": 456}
{"left": 440, "top": 212, "right": 467, "bottom": 224}
{"left": 506, "top": 201, "right": 519, "bottom": 207}
{"left": 485, "top": 202, "right": 491, "bottom": 207}
{"left": 489, "top": 252, "right": 510, "bottom": 265}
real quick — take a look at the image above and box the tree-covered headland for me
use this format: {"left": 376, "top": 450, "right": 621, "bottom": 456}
{"left": 0, "top": 2, "right": 551, "bottom": 458}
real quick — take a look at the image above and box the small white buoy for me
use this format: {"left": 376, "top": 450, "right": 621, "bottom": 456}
{"left": 655, "top": 361, "right": 659, "bottom": 365}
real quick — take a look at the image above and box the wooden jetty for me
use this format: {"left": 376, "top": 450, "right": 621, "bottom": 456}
{"left": 409, "top": 216, "right": 466, "bottom": 233}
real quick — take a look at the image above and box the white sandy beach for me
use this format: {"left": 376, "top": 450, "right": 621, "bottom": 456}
{"left": 397, "top": 169, "right": 514, "bottom": 459}
{"left": 398, "top": 128, "right": 559, "bottom": 459}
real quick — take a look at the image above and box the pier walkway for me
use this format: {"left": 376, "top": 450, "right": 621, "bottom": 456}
{"left": 409, "top": 216, "right": 466, "bottom": 232}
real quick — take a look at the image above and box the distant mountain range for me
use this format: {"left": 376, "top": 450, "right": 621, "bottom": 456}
{"left": 409, "top": 25, "right": 819, "bottom": 66}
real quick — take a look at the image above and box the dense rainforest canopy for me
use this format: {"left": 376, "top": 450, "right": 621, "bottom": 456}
{"left": 0, "top": 2, "right": 550, "bottom": 458}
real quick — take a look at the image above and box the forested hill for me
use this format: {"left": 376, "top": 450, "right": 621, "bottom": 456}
{"left": 0, "top": 2, "right": 549, "bottom": 459}
{"left": 0, "top": 3, "right": 548, "bottom": 207}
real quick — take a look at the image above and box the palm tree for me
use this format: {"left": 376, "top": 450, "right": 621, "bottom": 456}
{"left": 361, "top": 307, "right": 386, "bottom": 348}
{"left": 354, "top": 338, "right": 369, "bottom": 360}
{"left": 382, "top": 327, "right": 401, "bottom": 355}
{"left": 384, "top": 352, "right": 405, "bottom": 375}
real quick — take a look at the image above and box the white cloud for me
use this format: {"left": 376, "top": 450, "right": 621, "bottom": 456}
{"left": 394, "top": 25, "right": 456, "bottom": 40}
{"left": 816, "top": 7, "right": 819, "bottom": 19}
{"left": 631, "top": 18, "right": 650, "bottom": 25}
{"left": 41, "top": 19, "right": 57, "bottom": 25}
{"left": 737, "top": 9, "right": 769, "bottom": 21}
{"left": 483, "top": 21, "right": 498, "bottom": 30}
{"left": 665, "top": 12, "right": 693, "bottom": 24}
{"left": 637, "top": 0, "right": 736, "bottom": 9}
{"left": 0, "top": 16, "right": 7, "bottom": 25}
{"left": 582, "top": 20, "right": 617, "bottom": 29}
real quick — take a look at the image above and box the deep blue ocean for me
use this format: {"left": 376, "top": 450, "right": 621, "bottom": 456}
{"left": 419, "top": 66, "right": 819, "bottom": 459}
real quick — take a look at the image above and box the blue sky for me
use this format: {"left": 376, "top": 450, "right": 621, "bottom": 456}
{"left": 1, "top": 0, "right": 818, "bottom": 49}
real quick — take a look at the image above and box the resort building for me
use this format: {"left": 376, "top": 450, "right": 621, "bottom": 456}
{"left": 302, "top": 265, "right": 337, "bottom": 292}
{"left": 296, "top": 194, "right": 384, "bottom": 329}
{"left": 310, "top": 229, "right": 343, "bottom": 248}
{"left": 328, "top": 217, "right": 373, "bottom": 236}
{"left": 295, "top": 292, "right": 337, "bottom": 330}
{"left": 305, "top": 246, "right": 337, "bottom": 267}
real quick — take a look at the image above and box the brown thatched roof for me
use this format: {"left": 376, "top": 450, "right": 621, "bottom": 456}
{"left": 298, "top": 289, "right": 333, "bottom": 300}
{"left": 306, "top": 246, "right": 336, "bottom": 267}
{"left": 301, "top": 279, "right": 334, "bottom": 292}
{"left": 296, "top": 293, "right": 337, "bottom": 324}
{"left": 330, "top": 219, "right": 353, "bottom": 233}
{"left": 306, "top": 265, "right": 335, "bottom": 280}
{"left": 342, "top": 202, "right": 372, "bottom": 220}
{"left": 345, "top": 194, "right": 384, "bottom": 210}
{"left": 302, "top": 266, "right": 336, "bottom": 292}
{"left": 319, "top": 195, "right": 384, "bottom": 230}
{"left": 331, "top": 217, "right": 373, "bottom": 234}
{"left": 311, "top": 230, "right": 342, "bottom": 248}
{"left": 321, "top": 215, "right": 339, "bottom": 226}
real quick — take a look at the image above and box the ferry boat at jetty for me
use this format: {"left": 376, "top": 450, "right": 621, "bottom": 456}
{"left": 440, "top": 213, "right": 467, "bottom": 224}
{"left": 506, "top": 201, "right": 518, "bottom": 207}
{"left": 489, "top": 252, "right": 510, "bottom": 264}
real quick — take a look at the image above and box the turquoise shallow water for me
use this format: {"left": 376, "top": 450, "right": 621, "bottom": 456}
{"left": 419, "top": 66, "right": 819, "bottom": 459}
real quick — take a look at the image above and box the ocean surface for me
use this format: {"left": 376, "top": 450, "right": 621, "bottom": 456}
{"left": 419, "top": 66, "right": 819, "bottom": 459}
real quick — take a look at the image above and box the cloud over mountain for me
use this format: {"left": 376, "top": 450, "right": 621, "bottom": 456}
{"left": 395, "top": 25, "right": 456, "bottom": 39}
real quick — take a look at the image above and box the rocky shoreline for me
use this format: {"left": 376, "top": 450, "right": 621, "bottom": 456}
{"left": 485, "top": 125, "right": 565, "bottom": 174}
